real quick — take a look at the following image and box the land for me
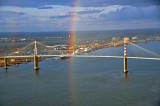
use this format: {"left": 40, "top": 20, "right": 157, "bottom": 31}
{"left": 0, "top": 35, "right": 160, "bottom": 55}
{"left": 0, "top": 33, "right": 160, "bottom": 67}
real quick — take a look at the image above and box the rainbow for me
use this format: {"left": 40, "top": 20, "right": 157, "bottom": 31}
{"left": 68, "top": 0, "right": 79, "bottom": 55}
{"left": 67, "top": 0, "right": 80, "bottom": 105}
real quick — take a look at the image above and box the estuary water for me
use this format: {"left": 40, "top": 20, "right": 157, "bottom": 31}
{"left": 0, "top": 41, "right": 160, "bottom": 106}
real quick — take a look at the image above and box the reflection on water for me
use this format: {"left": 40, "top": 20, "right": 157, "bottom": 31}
{"left": 123, "top": 73, "right": 128, "bottom": 81}
{"left": 34, "top": 70, "right": 39, "bottom": 79}
{"left": 4, "top": 68, "right": 8, "bottom": 72}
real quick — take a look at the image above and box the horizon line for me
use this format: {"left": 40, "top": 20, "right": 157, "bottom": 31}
{"left": 0, "top": 27, "right": 160, "bottom": 33}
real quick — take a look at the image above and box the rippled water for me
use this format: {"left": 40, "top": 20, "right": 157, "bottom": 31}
{"left": 0, "top": 42, "right": 160, "bottom": 106}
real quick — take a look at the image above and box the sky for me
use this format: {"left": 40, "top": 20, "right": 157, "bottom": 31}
{"left": 0, "top": 0, "right": 160, "bottom": 32}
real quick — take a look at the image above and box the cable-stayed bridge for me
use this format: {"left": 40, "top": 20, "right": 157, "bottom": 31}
{"left": 6, "top": 40, "right": 160, "bottom": 59}
{"left": 0, "top": 39, "right": 160, "bottom": 73}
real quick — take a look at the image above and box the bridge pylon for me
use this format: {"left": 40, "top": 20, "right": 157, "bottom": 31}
{"left": 34, "top": 41, "right": 39, "bottom": 70}
{"left": 34, "top": 54, "right": 38, "bottom": 70}
{"left": 123, "top": 37, "right": 129, "bottom": 73}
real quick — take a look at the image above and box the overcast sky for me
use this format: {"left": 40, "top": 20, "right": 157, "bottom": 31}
{"left": 0, "top": 0, "right": 160, "bottom": 32}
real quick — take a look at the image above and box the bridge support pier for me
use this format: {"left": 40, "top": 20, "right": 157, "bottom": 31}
{"left": 124, "top": 55, "right": 128, "bottom": 73}
{"left": 4, "top": 57, "right": 8, "bottom": 69}
{"left": 123, "top": 37, "right": 129, "bottom": 74}
{"left": 34, "top": 55, "right": 39, "bottom": 70}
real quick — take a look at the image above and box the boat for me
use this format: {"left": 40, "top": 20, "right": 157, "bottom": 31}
{"left": 60, "top": 56, "right": 70, "bottom": 60}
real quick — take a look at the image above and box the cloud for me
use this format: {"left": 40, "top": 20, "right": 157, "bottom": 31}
{"left": 1, "top": 0, "right": 160, "bottom": 8}
{"left": 77, "top": 9, "right": 104, "bottom": 15}
{"left": 80, "top": 0, "right": 160, "bottom": 7}
{"left": 0, "top": 3, "right": 160, "bottom": 31}
{"left": 0, "top": 5, "right": 123, "bottom": 18}
{"left": 0, "top": 5, "right": 71, "bottom": 17}
{"left": 100, "top": 5, "right": 160, "bottom": 21}
{"left": 38, "top": 6, "right": 53, "bottom": 9}
{"left": 50, "top": 14, "right": 71, "bottom": 19}
{"left": 0, "top": 0, "right": 73, "bottom": 7}
{"left": 0, "top": 10, "right": 26, "bottom": 15}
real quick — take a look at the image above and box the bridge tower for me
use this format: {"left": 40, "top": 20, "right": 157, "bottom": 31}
{"left": 124, "top": 43, "right": 128, "bottom": 73}
{"left": 123, "top": 37, "right": 129, "bottom": 73}
{"left": 4, "top": 57, "right": 7, "bottom": 69}
{"left": 34, "top": 41, "right": 39, "bottom": 70}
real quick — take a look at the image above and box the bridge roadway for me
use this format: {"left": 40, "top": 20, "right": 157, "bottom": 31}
{"left": 3, "top": 55, "right": 160, "bottom": 61}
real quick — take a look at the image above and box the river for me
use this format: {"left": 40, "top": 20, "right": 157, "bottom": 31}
{"left": 0, "top": 41, "right": 160, "bottom": 106}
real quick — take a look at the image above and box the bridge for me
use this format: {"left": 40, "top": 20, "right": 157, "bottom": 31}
{"left": 0, "top": 38, "right": 160, "bottom": 75}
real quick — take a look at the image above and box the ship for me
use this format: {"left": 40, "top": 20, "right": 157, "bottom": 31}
{"left": 60, "top": 56, "right": 70, "bottom": 60}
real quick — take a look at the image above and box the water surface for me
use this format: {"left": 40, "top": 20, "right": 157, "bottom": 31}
{"left": 0, "top": 42, "right": 160, "bottom": 106}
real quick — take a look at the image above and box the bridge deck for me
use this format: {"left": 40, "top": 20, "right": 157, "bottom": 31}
{"left": 2, "top": 55, "right": 160, "bottom": 60}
